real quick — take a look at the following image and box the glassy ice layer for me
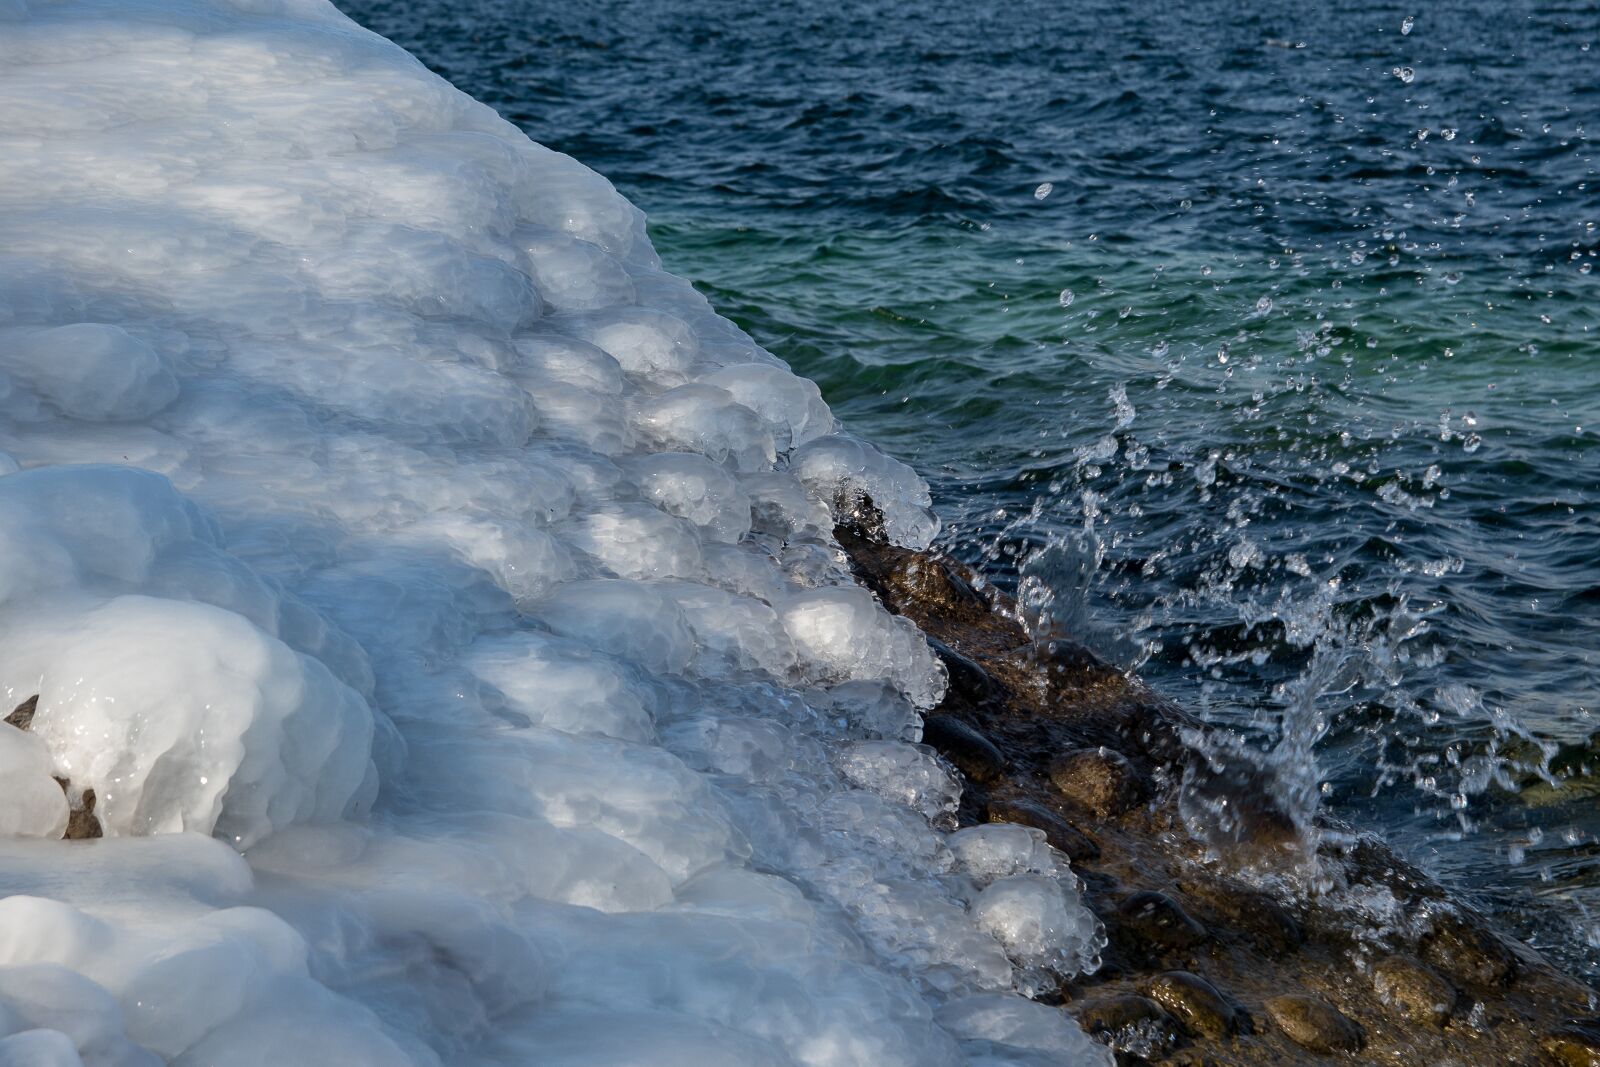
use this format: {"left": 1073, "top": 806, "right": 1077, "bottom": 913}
{"left": 0, "top": 1, "right": 1109, "bottom": 1064}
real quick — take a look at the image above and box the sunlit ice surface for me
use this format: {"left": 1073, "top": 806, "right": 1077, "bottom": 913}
{"left": 0, "top": 0, "right": 1119, "bottom": 1063}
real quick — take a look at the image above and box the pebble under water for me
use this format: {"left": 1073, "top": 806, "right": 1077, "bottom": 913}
{"left": 336, "top": 0, "right": 1600, "bottom": 974}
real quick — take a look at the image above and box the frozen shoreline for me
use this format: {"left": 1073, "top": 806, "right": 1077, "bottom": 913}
{"left": 0, "top": 1, "right": 1111, "bottom": 1064}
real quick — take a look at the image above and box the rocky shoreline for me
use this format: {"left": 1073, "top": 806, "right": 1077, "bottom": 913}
{"left": 9, "top": 501, "right": 1597, "bottom": 1064}
{"left": 837, "top": 517, "right": 1600, "bottom": 1066}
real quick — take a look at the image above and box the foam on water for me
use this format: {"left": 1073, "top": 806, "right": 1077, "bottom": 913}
{"left": 0, "top": 0, "right": 1109, "bottom": 1063}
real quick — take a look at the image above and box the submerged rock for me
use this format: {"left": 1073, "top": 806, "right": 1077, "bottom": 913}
{"left": 1143, "top": 970, "right": 1250, "bottom": 1038}
{"left": 1178, "top": 878, "right": 1304, "bottom": 958}
{"left": 1543, "top": 1018, "right": 1600, "bottom": 1067}
{"left": 1115, "top": 891, "right": 1209, "bottom": 957}
{"left": 1371, "top": 957, "right": 1456, "bottom": 1027}
{"left": 1049, "top": 746, "right": 1148, "bottom": 818}
{"left": 1180, "top": 746, "right": 1304, "bottom": 856}
{"left": 1264, "top": 994, "right": 1365, "bottom": 1053}
{"left": 921, "top": 713, "right": 1006, "bottom": 784}
{"left": 1420, "top": 912, "right": 1517, "bottom": 990}
{"left": 926, "top": 637, "right": 1006, "bottom": 708}
{"left": 1073, "top": 994, "right": 1185, "bottom": 1057}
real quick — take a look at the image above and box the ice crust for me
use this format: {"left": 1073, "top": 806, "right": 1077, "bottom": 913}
{"left": 0, "top": 1, "right": 1108, "bottom": 1064}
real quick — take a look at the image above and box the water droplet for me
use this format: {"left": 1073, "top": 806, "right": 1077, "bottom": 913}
{"left": 1179, "top": 198, "right": 1193, "bottom": 211}
{"left": 1058, "top": 289, "right": 1074, "bottom": 307}
{"left": 1392, "top": 66, "right": 1416, "bottom": 84}
{"left": 1033, "top": 182, "right": 1053, "bottom": 201}
{"left": 1255, "top": 296, "right": 1273, "bottom": 314}
{"left": 1443, "top": 271, "right": 1462, "bottom": 285}
{"left": 1401, "top": 15, "right": 1415, "bottom": 34}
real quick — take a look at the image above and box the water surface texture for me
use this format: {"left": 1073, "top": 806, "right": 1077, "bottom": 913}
{"left": 338, "top": 0, "right": 1600, "bottom": 970}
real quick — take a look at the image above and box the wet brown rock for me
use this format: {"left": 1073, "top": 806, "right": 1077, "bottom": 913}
{"left": 6, "top": 695, "right": 38, "bottom": 731}
{"left": 835, "top": 491, "right": 888, "bottom": 543}
{"left": 65, "top": 788, "right": 102, "bottom": 840}
{"left": 1164, "top": 1051, "right": 1227, "bottom": 1067}
{"left": 1072, "top": 994, "right": 1184, "bottom": 1056}
{"left": 985, "top": 796, "right": 1100, "bottom": 862}
{"left": 1031, "top": 634, "right": 1113, "bottom": 676}
{"left": 1180, "top": 879, "right": 1303, "bottom": 958}
{"left": 921, "top": 713, "right": 1005, "bottom": 784}
{"left": 834, "top": 523, "right": 1600, "bottom": 1067}
{"left": 1543, "top": 1018, "right": 1600, "bottom": 1066}
{"left": 1264, "top": 994, "right": 1365, "bottom": 1053}
{"left": 888, "top": 555, "right": 990, "bottom": 619}
{"left": 1115, "top": 890, "right": 1208, "bottom": 955}
{"left": 1048, "top": 746, "right": 1146, "bottom": 818}
{"left": 926, "top": 637, "right": 1006, "bottom": 707}
{"left": 1371, "top": 956, "right": 1456, "bottom": 1027}
{"left": 1343, "top": 835, "right": 1436, "bottom": 900}
{"left": 839, "top": 517, "right": 995, "bottom": 630}
{"left": 1143, "top": 970, "right": 1249, "bottom": 1038}
{"left": 1181, "top": 749, "right": 1304, "bottom": 855}
{"left": 1421, "top": 912, "right": 1517, "bottom": 990}
{"left": 53, "top": 778, "right": 102, "bottom": 840}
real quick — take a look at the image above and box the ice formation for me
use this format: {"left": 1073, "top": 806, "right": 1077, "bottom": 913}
{"left": 0, "top": 0, "right": 1109, "bottom": 1064}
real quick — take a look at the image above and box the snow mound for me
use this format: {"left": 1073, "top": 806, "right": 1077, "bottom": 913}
{"left": 0, "top": 0, "right": 1108, "bottom": 1063}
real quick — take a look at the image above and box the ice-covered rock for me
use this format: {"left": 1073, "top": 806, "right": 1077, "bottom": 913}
{"left": 972, "top": 875, "right": 1104, "bottom": 998}
{"left": 791, "top": 435, "right": 941, "bottom": 549}
{"left": 948, "top": 824, "right": 1065, "bottom": 885}
{"left": 0, "top": 0, "right": 1108, "bottom": 1062}
{"left": 0, "top": 728, "right": 68, "bottom": 840}
{"left": 782, "top": 586, "right": 947, "bottom": 706}
{"left": 0, "top": 325, "right": 177, "bottom": 423}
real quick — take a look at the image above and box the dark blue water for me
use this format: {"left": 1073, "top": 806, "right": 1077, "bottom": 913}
{"left": 338, "top": 0, "right": 1600, "bottom": 970}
